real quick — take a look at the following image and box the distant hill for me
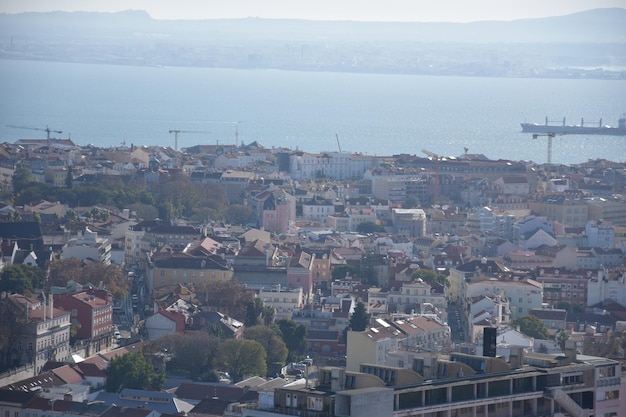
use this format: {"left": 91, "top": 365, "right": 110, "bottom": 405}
{"left": 0, "top": 9, "right": 624, "bottom": 78}
{"left": 0, "top": 8, "right": 624, "bottom": 43}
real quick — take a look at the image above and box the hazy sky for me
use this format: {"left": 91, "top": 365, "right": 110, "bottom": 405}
{"left": 1, "top": 0, "right": 625, "bottom": 22}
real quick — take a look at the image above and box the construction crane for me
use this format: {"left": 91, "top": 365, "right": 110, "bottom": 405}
{"left": 422, "top": 149, "right": 441, "bottom": 206}
{"left": 335, "top": 133, "right": 342, "bottom": 153}
{"left": 532, "top": 132, "right": 560, "bottom": 181}
{"left": 204, "top": 121, "right": 242, "bottom": 146}
{"left": 6, "top": 124, "right": 63, "bottom": 140}
{"left": 168, "top": 129, "right": 211, "bottom": 151}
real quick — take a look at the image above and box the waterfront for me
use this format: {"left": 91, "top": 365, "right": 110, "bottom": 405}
{"left": 1, "top": 59, "right": 624, "bottom": 164}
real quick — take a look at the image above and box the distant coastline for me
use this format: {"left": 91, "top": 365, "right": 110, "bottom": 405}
{"left": 1, "top": 9, "right": 625, "bottom": 81}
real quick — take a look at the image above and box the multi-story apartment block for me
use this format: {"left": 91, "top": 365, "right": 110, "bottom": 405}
{"left": 288, "top": 151, "right": 374, "bottom": 180}
{"left": 302, "top": 197, "right": 336, "bottom": 225}
{"left": 259, "top": 285, "right": 305, "bottom": 320}
{"left": 576, "top": 247, "right": 624, "bottom": 270}
{"left": 1, "top": 294, "right": 71, "bottom": 373}
{"left": 587, "top": 268, "right": 626, "bottom": 308}
{"left": 250, "top": 187, "right": 296, "bottom": 234}
{"left": 61, "top": 228, "right": 112, "bottom": 264}
{"left": 391, "top": 208, "right": 426, "bottom": 238}
{"left": 529, "top": 194, "right": 589, "bottom": 227}
{"left": 586, "top": 196, "right": 626, "bottom": 226}
{"left": 346, "top": 206, "right": 377, "bottom": 232}
{"left": 125, "top": 219, "right": 160, "bottom": 268}
{"left": 327, "top": 211, "right": 350, "bottom": 232}
{"left": 287, "top": 250, "right": 315, "bottom": 296}
{"left": 466, "top": 277, "right": 543, "bottom": 319}
{"left": 492, "top": 175, "right": 530, "bottom": 196}
{"left": 142, "top": 223, "right": 201, "bottom": 252}
{"left": 53, "top": 288, "right": 113, "bottom": 354}
{"left": 533, "top": 268, "right": 589, "bottom": 307}
{"left": 386, "top": 280, "right": 447, "bottom": 316}
{"left": 149, "top": 252, "right": 233, "bottom": 294}
{"left": 586, "top": 219, "right": 616, "bottom": 248}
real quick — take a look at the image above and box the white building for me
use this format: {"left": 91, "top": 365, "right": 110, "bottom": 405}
{"left": 466, "top": 278, "right": 543, "bottom": 319}
{"left": 259, "top": 286, "right": 305, "bottom": 320}
{"left": 61, "top": 228, "right": 112, "bottom": 264}
{"left": 586, "top": 219, "right": 615, "bottom": 248}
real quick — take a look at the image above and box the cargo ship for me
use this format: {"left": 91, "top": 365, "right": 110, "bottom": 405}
{"left": 520, "top": 115, "right": 626, "bottom": 135}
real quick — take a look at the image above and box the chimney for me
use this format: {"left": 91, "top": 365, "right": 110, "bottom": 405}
{"left": 49, "top": 294, "right": 54, "bottom": 318}
{"left": 42, "top": 293, "right": 46, "bottom": 321}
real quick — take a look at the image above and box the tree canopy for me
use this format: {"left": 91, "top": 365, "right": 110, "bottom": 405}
{"left": 511, "top": 315, "right": 549, "bottom": 340}
{"left": 411, "top": 269, "right": 450, "bottom": 287}
{"left": 214, "top": 339, "right": 267, "bottom": 382}
{"left": 349, "top": 301, "right": 370, "bottom": 331}
{"left": 331, "top": 264, "right": 358, "bottom": 281}
{"left": 146, "top": 332, "right": 220, "bottom": 381}
{"left": 195, "top": 280, "right": 254, "bottom": 323}
{"left": 277, "top": 319, "right": 308, "bottom": 362}
{"left": 106, "top": 351, "right": 165, "bottom": 392}
{"left": 356, "top": 221, "right": 384, "bottom": 234}
{"left": 0, "top": 265, "right": 43, "bottom": 295}
{"left": 244, "top": 325, "right": 288, "bottom": 376}
{"left": 48, "top": 259, "right": 127, "bottom": 299}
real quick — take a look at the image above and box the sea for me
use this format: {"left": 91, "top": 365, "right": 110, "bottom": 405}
{"left": 1, "top": 59, "right": 625, "bottom": 165}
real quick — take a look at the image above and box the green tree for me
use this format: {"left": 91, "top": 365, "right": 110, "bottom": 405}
{"left": 195, "top": 280, "right": 254, "bottom": 322}
{"left": 331, "top": 264, "right": 358, "bottom": 281}
{"left": 65, "top": 166, "right": 73, "bottom": 189}
{"left": 511, "top": 315, "right": 549, "bottom": 340}
{"left": 356, "top": 221, "right": 384, "bottom": 234}
{"left": 106, "top": 351, "right": 165, "bottom": 392}
{"left": 224, "top": 204, "right": 253, "bottom": 225}
{"left": 0, "top": 265, "right": 43, "bottom": 295}
{"left": 214, "top": 339, "right": 267, "bottom": 382}
{"left": 244, "top": 325, "right": 288, "bottom": 376}
{"left": 349, "top": 301, "right": 370, "bottom": 331}
{"left": 12, "top": 164, "right": 35, "bottom": 194}
{"left": 148, "top": 332, "right": 220, "bottom": 380}
{"left": 412, "top": 269, "right": 450, "bottom": 287}
{"left": 556, "top": 330, "right": 570, "bottom": 352}
{"left": 47, "top": 259, "right": 127, "bottom": 299}
{"left": 277, "top": 319, "right": 308, "bottom": 362}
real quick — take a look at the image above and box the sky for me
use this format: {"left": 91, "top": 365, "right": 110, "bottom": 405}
{"left": 0, "top": 0, "right": 625, "bottom": 22}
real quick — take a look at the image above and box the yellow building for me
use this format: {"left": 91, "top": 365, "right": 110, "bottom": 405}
{"left": 528, "top": 194, "right": 588, "bottom": 227}
{"left": 150, "top": 253, "right": 234, "bottom": 294}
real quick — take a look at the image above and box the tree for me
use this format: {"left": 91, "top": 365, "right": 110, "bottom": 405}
{"left": 147, "top": 332, "right": 220, "bottom": 381}
{"left": 511, "top": 315, "right": 549, "bottom": 340}
{"left": 556, "top": 330, "right": 570, "bottom": 352}
{"left": 106, "top": 351, "right": 165, "bottom": 392}
{"left": 0, "top": 265, "right": 43, "bottom": 295}
{"left": 356, "top": 221, "right": 384, "bottom": 234}
{"left": 224, "top": 204, "right": 253, "bottom": 225}
{"left": 244, "top": 325, "right": 288, "bottom": 376}
{"left": 349, "top": 301, "right": 370, "bottom": 331}
{"left": 12, "top": 164, "right": 35, "bottom": 194}
{"left": 277, "top": 319, "right": 308, "bottom": 362}
{"left": 214, "top": 339, "right": 267, "bottom": 382}
{"left": 65, "top": 166, "right": 73, "bottom": 189}
{"left": 195, "top": 280, "right": 254, "bottom": 322}
{"left": 331, "top": 264, "right": 358, "bottom": 281}
{"left": 47, "top": 259, "right": 127, "bottom": 299}
{"left": 412, "top": 269, "right": 450, "bottom": 287}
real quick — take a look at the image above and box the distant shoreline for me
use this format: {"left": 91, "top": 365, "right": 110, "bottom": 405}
{"left": 1, "top": 56, "right": 624, "bottom": 81}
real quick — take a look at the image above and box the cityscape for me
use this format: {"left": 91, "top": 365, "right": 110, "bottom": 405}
{"left": 1, "top": 4, "right": 626, "bottom": 417}
{"left": 0, "top": 135, "right": 625, "bottom": 416}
